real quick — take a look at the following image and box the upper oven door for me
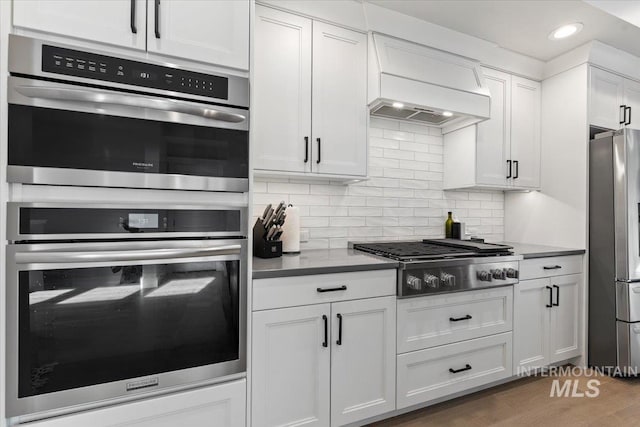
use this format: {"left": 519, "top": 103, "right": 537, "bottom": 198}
{"left": 7, "top": 76, "right": 249, "bottom": 192}
{"left": 6, "top": 239, "right": 247, "bottom": 417}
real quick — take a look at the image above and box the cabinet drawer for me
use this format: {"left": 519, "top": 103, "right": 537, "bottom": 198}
{"left": 397, "top": 332, "right": 512, "bottom": 409}
{"left": 519, "top": 255, "right": 583, "bottom": 280}
{"left": 252, "top": 269, "right": 396, "bottom": 311}
{"left": 397, "top": 286, "right": 513, "bottom": 353}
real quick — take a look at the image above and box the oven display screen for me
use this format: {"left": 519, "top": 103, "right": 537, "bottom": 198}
{"left": 128, "top": 213, "right": 159, "bottom": 229}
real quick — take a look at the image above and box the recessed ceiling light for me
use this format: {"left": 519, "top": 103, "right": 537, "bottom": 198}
{"left": 442, "top": 111, "right": 453, "bottom": 117}
{"left": 549, "top": 23, "right": 583, "bottom": 40}
{"left": 392, "top": 102, "right": 404, "bottom": 109}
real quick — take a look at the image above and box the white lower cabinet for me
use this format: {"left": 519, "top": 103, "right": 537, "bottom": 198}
{"left": 514, "top": 271, "right": 582, "bottom": 371}
{"left": 252, "top": 304, "right": 331, "bottom": 427}
{"left": 397, "top": 333, "right": 513, "bottom": 409}
{"left": 251, "top": 290, "right": 396, "bottom": 427}
{"left": 27, "top": 379, "right": 246, "bottom": 427}
{"left": 330, "top": 298, "right": 396, "bottom": 426}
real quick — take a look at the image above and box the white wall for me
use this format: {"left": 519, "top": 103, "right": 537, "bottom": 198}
{"left": 254, "top": 118, "right": 505, "bottom": 250}
{"left": 505, "top": 64, "right": 589, "bottom": 248}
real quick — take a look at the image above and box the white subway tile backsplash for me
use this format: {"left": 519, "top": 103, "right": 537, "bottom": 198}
{"left": 252, "top": 119, "right": 504, "bottom": 248}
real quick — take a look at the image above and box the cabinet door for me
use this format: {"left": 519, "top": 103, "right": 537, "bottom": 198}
{"left": 510, "top": 76, "right": 541, "bottom": 189}
{"left": 147, "top": 0, "right": 249, "bottom": 70}
{"left": 252, "top": 304, "right": 330, "bottom": 427}
{"left": 549, "top": 274, "right": 582, "bottom": 363}
{"left": 477, "top": 68, "right": 511, "bottom": 187}
{"left": 330, "top": 297, "right": 396, "bottom": 426}
{"left": 590, "top": 67, "right": 624, "bottom": 130}
{"left": 624, "top": 79, "right": 640, "bottom": 130}
{"left": 312, "top": 22, "right": 367, "bottom": 177}
{"left": 13, "top": 0, "right": 146, "bottom": 50}
{"left": 253, "top": 6, "right": 312, "bottom": 173}
{"left": 514, "top": 279, "right": 550, "bottom": 371}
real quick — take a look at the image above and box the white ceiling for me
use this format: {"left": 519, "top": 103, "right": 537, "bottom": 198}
{"left": 367, "top": 0, "right": 640, "bottom": 61}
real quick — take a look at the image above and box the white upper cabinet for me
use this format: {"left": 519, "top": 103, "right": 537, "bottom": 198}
{"left": 589, "top": 67, "right": 624, "bottom": 130}
{"left": 476, "top": 68, "right": 511, "bottom": 187}
{"left": 13, "top": 0, "right": 146, "bottom": 50}
{"left": 13, "top": 0, "right": 249, "bottom": 70}
{"left": 510, "top": 76, "right": 541, "bottom": 189}
{"left": 312, "top": 22, "right": 368, "bottom": 177}
{"left": 253, "top": 6, "right": 368, "bottom": 179}
{"left": 253, "top": 5, "right": 312, "bottom": 173}
{"left": 589, "top": 66, "right": 640, "bottom": 130}
{"left": 444, "top": 68, "right": 540, "bottom": 190}
{"left": 147, "top": 0, "right": 249, "bottom": 69}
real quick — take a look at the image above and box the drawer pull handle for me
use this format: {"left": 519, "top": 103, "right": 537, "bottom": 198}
{"left": 543, "top": 265, "right": 562, "bottom": 270}
{"left": 450, "top": 315, "right": 472, "bottom": 322}
{"left": 449, "top": 364, "right": 472, "bottom": 374}
{"left": 317, "top": 285, "right": 347, "bottom": 293}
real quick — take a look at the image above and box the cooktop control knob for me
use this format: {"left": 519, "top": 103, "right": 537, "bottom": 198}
{"left": 407, "top": 275, "right": 422, "bottom": 291}
{"left": 424, "top": 274, "right": 440, "bottom": 288}
{"left": 477, "top": 270, "right": 492, "bottom": 282}
{"left": 441, "top": 272, "right": 456, "bottom": 287}
{"left": 506, "top": 268, "right": 519, "bottom": 279}
{"left": 491, "top": 268, "right": 507, "bottom": 280}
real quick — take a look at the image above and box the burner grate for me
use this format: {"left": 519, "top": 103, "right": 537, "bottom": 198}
{"left": 354, "top": 241, "right": 473, "bottom": 261}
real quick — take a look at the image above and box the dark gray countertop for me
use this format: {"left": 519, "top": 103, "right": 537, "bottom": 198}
{"left": 502, "top": 242, "right": 585, "bottom": 259}
{"left": 252, "top": 249, "right": 399, "bottom": 279}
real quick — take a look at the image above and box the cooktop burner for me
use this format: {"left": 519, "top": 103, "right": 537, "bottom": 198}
{"left": 353, "top": 239, "right": 513, "bottom": 262}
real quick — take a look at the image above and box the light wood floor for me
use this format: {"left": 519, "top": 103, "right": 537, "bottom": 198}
{"left": 371, "top": 373, "right": 640, "bottom": 426}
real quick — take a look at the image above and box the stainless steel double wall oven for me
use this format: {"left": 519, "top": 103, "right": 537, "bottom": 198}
{"left": 5, "top": 35, "right": 251, "bottom": 418}
{"left": 7, "top": 35, "right": 249, "bottom": 192}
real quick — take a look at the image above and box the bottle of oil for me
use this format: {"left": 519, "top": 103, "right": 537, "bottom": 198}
{"left": 445, "top": 211, "right": 454, "bottom": 238}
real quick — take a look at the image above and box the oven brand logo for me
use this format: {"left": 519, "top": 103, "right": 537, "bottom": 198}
{"left": 132, "top": 162, "right": 154, "bottom": 169}
{"left": 549, "top": 379, "right": 600, "bottom": 398}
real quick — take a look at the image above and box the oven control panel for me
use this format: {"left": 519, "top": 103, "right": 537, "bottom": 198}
{"left": 400, "top": 261, "right": 519, "bottom": 297}
{"left": 41, "top": 44, "right": 229, "bottom": 100}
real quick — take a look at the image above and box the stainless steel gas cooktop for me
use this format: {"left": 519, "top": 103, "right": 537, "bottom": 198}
{"left": 352, "top": 239, "right": 522, "bottom": 297}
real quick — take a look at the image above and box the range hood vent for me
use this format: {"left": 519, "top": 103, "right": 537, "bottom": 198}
{"left": 368, "top": 33, "right": 491, "bottom": 134}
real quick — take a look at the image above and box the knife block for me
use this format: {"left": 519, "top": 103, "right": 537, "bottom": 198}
{"left": 253, "top": 219, "right": 282, "bottom": 259}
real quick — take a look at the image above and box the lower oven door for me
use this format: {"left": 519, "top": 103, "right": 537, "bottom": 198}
{"left": 6, "top": 239, "right": 247, "bottom": 417}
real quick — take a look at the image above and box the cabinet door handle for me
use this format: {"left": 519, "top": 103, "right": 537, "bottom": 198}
{"left": 336, "top": 313, "right": 343, "bottom": 345}
{"left": 322, "top": 315, "right": 328, "bottom": 348}
{"left": 621, "top": 105, "right": 627, "bottom": 125}
{"left": 316, "top": 138, "right": 321, "bottom": 164}
{"left": 553, "top": 284, "right": 560, "bottom": 307}
{"left": 546, "top": 285, "right": 553, "bottom": 308}
{"left": 154, "top": 0, "right": 161, "bottom": 38}
{"left": 506, "top": 160, "right": 512, "bottom": 179}
{"left": 304, "top": 136, "right": 309, "bottom": 163}
{"left": 513, "top": 160, "right": 519, "bottom": 179}
{"left": 317, "top": 285, "right": 347, "bottom": 293}
{"left": 130, "top": 0, "right": 137, "bottom": 34}
{"left": 626, "top": 106, "right": 632, "bottom": 126}
{"left": 449, "top": 364, "right": 472, "bottom": 374}
{"left": 449, "top": 314, "right": 472, "bottom": 322}
{"left": 543, "top": 265, "right": 562, "bottom": 270}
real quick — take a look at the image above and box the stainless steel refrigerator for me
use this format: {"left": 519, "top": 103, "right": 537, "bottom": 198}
{"left": 590, "top": 128, "right": 640, "bottom": 372}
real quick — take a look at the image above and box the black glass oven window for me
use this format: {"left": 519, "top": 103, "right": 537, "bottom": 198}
{"left": 18, "top": 260, "right": 240, "bottom": 397}
{"left": 8, "top": 105, "right": 248, "bottom": 179}
{"left": 19, "top": 208, "right": 241, "bottom": 235}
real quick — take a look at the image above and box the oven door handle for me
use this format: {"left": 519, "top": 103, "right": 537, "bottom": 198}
{"left": 14, "top": 85, "right": 247, "bottom": 124}
{"left": 15, "top": 245, "right": 242, "bottom": 264}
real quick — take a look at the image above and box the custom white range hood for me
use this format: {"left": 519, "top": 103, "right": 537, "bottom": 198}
{"left": 368, "top": 33, "right": 491, "bottom": 134}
